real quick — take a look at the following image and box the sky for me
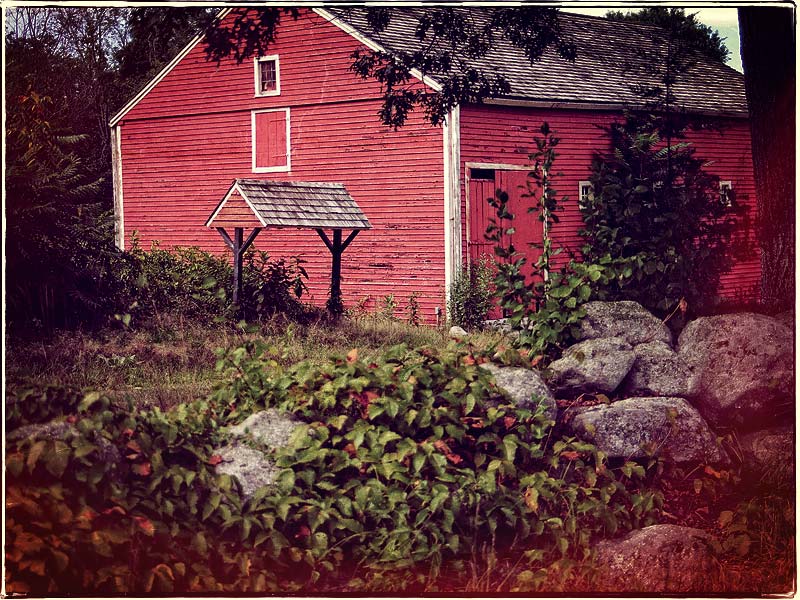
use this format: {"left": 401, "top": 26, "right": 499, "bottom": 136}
{"left": 561, "top": 7, "right": 742, "bottom": 72}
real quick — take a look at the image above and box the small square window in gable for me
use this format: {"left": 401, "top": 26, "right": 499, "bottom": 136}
{"left": 255, "top": 55, "right": 280, "bottom": 97}
{"left": 252, "top": 108, "right": 290, "bottom": 172}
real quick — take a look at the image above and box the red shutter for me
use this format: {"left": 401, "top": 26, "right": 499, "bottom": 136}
{"left": 255, "top": 111, "right": 287, "bottom": 169}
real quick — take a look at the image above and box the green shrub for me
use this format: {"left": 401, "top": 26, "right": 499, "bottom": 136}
{"left": 581, "top": 112, "right": 746, "bottom": 314}
{"left": 6, "top": 386, "right": 87, "bottom": 431}
{"left": 6, "top": 343, "right": 662, "bottom": 594}
{"left": 126, "top": 240, "right": 313, "bottom": 325}
{"left": 448, "top": 258, "right": 494, "bottom": 330}
{"left": 209, "top": 341, "right": 662, "bottom": 590}
{"left": 486, "top": 123, "right": 621, "bottom": 361}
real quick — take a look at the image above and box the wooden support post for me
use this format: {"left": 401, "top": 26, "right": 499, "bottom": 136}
{"left": 216, "top": 226, "right": 262, "bottom": 309}
{"left": 316, "top": 228, "right": 360, "bottom": 316}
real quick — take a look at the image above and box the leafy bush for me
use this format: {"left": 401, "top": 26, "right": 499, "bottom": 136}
{"left": 448, "top": 258, "right": 494, "bottom": 330}
{"left": 209, "top": 341, "right": 662, "bottom": 590}
{"left": 581, "top": 113, "right": 746, "bottom": 313}
{"left": 486, "top": 123, "right": 622, "bottom": 360}
{"left": 5, "top": 342, "right": 662, "bottom": 594}
{"left": 128, "top": 240, "right": 312, "bottom": 324}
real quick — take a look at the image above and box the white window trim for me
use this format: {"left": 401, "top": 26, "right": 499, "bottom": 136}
{"left": 579, "top": 180, "right": 593, "bottom": 208}
{"left": 251, "top": 107, "right": 291, "bottom": 173}
{"left": 720, "top": 180, "right": 733, "bottom": 206}
{"left": 254, "top": 55, "right": 281, "bottom": 97}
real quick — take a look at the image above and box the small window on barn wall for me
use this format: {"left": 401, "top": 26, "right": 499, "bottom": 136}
{"left": 252, "top": 108, "right": 290, "bottom": 172}
{"left": 720, "top": 181, "right": 733, "bottom": 207}
{"left": 254, "top": 55, "right": 280, "bottom": 97}
{"left": 578, "top": 180, "right": 594, "bottom": 208}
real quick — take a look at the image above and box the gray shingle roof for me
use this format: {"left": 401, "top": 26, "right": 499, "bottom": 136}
{"left": 211, "top": 180, "right": 371, "bottom": 230}
{"left": 326, "top": 8, "right": 747, "bottom": 117}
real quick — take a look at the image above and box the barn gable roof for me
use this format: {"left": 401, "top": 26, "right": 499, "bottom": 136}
{"left": 206, "top": 180, "right": 372, "bottom": 230}
{"left": 112, "top": 8, "right": 747, "bottom": 127}
{"left": 324, "top": 8, "right": 748, "bottom": 117}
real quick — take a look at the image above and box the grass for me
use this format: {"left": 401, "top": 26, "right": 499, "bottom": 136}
{"left": 4, "top": 313, "right": 794, "bottom": 595}
{"left": 6, "top": 313, "right": 505, "bottom": 412}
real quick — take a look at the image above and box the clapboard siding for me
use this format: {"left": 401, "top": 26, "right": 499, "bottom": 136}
{"left": 459, "top": 104, "right": 760, "bottom": 302}
{"left": 119, "top": 9, "right": 447, "bottom": 320}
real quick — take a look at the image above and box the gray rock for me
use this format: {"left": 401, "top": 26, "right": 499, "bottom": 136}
{"left": 214, "top": 410, "right": 306, "bottom": 498}
{"left": 228, "top": 409, "right": 301, "bottom": 449}
{"left": 567, "top": 397, "right": 727, "bottom": 464}
{"left": 548, "top": 337, "right": 636, "bottom": 396}
{"left": 739, "top": 425, "right": 794, "bottom": 488}
{"left": 7, "top": 420, "right": 121, "bottom": 466}
{"left": 482, "top": 319, "right": 515, "bottom": 335}
{"left": 593, "top": 524, "right": 721, "bottom": 593}
{"left": 7, "top": 420, "right": 77, "bottom": 442}
{"left": 579, "top": 300, "right": 672, "bottom": 346}
{"left": 480, "top": 363, "right": 557, "bottom": 423}
{"left": 619, "top": 341, "right": 691, "bottom": 398}
{"left": 214, "top": 443, "right": 281, "bottom": 498}
{"left": 449, "top": 325, "right": 468, "bottom": 338}
{"left": 678, "top": 313, "right": 794, "bottom": 429}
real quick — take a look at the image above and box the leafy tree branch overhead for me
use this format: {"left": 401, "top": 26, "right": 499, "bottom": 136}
{"left": 203, "top": 7, "right": 577, "bottom": 127}
{"left": 605, "top": 7, "right": 730, "bottom": 64}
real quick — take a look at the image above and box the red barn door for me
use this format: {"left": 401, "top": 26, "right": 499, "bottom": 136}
{"left": 468, "top": 172, "right": 498, "bottom": 262}
{"left": 467, "top": 168, "right": 544, "bottom": 318}
{"left": 469, "top": 169, "right": 543, "bottom": 269}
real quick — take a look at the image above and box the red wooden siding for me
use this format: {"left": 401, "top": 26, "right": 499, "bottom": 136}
{"left": 209, "top": 190, "right": 262, "bottom": 230}
{"left": 459, "top": 104, "right": 761, "bottom": 302}
{"left": 119, "top": 9, "right": 447, "bottom": 321}
{"left": 253, "top": 110, "right": 288, "bottom": 169}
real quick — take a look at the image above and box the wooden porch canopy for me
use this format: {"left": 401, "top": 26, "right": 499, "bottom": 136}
{"left": 205, "top": 179, "right": 371, "bottom": 312}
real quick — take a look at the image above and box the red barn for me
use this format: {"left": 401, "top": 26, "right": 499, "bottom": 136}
{"left": 111, "top": 8, "right": 758, "bottom": 321}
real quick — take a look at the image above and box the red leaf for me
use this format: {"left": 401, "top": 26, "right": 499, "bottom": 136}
{"left": 530, "top": 355, "right": 544, "bottom": 368}
{"left": 445, "top": 452, "right": 463, "bottom": 465}
{"left": 461, "top": 417, "right": 484, "bottom": 429}
{"left": 132, "top": 462, "right": 151, "bottom": 476}
{"left": 207, "top": 455, "right": 223, "bottom": 466}
{"left": 66, "top": 415, "right": 78, "bottom": 424}
{"left": 504, "top": 416, "right": 517, "bottom": 429}
{"left": 343, "top": 443, "right": 357, "bottom": 458}
{"left": 126, "top": 440, "right": 142, "bottom": 453}
{"left": 462, "top": 355, "right": 476, "bottom": 366}
{"left": 294, "top": 525, "right": 311, "bottom": 539}
{"left": 134, "top": 516, "right": 155, "bottom": 536}
{"left": 433, "top": 439, "right": 450, "bottom": 453}
{"left": 560, "top": 451, "right": 580, "bottom": 461}
{"left": 102, "top": 506, "right": 126, "bottom": 517}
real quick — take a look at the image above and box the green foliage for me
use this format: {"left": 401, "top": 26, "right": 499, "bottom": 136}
{"left": 128, "top": 241, "right": 310, "bottom": 324}
{"left": 581, "top": 113, "right": 745, "bottom": 313}
{"left": 605, "top": 7, "right": 729, "bottom": 64}
{"left": 448, "top": 258, "right": 494, "bottom": 330}
{"left": 6, "top": 386, "right": 87, "bottom": 431}
{"left": 6, "top": 343, "right": 662, "bottom": 594}
{"left": 5, "top": 89, "right": 136, "bottom": 332}
{"left": 486, "top": 123, "right": 620, "bottom": 359}
{"left": 207, "top": 341, "right": 661, "bottom": 590}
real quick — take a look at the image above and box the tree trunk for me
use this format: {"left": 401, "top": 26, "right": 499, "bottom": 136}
{"left": 738, "top": 7, "right": 795, "bottom": 313}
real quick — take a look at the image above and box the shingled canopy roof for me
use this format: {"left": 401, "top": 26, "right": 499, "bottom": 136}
{"left": 206, "top": 179, "right": 370, "bottom": 314}
{"left": 325, "top": 8, "right": 747, "bottom": 117}
{"left": 206, "top": 179, "right": 371, "bottom": 230}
